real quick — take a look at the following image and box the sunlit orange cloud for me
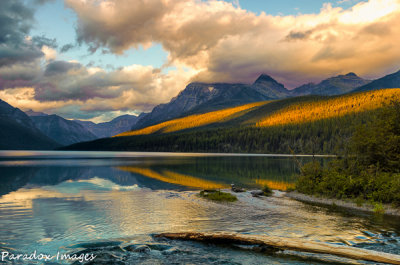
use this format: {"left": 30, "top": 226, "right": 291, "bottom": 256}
{"left": 67, "top": 0, "right": 400, "bottom": 88}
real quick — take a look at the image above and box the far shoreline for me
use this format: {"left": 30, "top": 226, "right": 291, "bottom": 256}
{"left": 0, "top": 150, "right": 336, "bottom": 159}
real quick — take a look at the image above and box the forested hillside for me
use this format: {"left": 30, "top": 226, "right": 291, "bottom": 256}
{"left": 257, "top": 88, "right": 400, "bottom": 127}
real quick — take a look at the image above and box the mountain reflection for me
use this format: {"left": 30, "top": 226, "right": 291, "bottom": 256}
{"left": 0, "top": 154, "right": 319, "bottom": 197}
{"left": 118, "top": 166, "right": 227, "bottom": 189}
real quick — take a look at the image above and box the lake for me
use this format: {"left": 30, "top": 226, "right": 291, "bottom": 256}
{"left": 0, "top": 151, "right": 399, "bottom": 264}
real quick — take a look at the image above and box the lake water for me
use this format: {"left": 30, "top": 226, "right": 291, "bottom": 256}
{"left": 0, "top": 151, "right": 399, "bottom": 264}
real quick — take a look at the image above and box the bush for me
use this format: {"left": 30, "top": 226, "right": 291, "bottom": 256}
{"left": 373, "top": 202, "right": 385, "bottom": 215}
{"left": 262, "top": 185, "right": 273, "bottom": 196}
{"left": 296, "top": 161, "right": 323, "bottom": 195}
{"left": 199, "top": 190, "right": 237, "bottom": 202}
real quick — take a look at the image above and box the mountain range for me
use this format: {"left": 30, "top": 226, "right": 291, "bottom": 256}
{"left": 0, "top": 101, "right": 139, "bottom": 149}
{"left": 132, "top": 71, "right": 377, "bottom": 129}
{"left": 74, "top": 115, "right": 139, "bottom": 138}
{"left": 27, "top": 112, "right": 139, "bottom": 145}
{"left": 1, "top": 68, "right": 399, "bottom": 150}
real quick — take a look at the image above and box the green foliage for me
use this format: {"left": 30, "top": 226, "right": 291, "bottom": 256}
{"left": 373, "top": 202, "right": 385, "bottom": 215}
{"left": 262, "top": 185, "right": 273, "bottom": 196}
{"left": 296, "top": 161, "right": 323, "bottom": 195}
{"left": 350, "top": 102, "right": 400, "bottom": 172}
{"left": 296, "top": 103, "right": 400, "bottom": 206}
{"left": 355, "top": 196, "right": 364, "bottom": 207}
{"left": 199, "top": 190, "right": 238, "bottom": 202}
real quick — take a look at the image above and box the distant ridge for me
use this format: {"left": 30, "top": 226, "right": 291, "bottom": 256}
{"left": 354, "top": 69, "right": 400, "bottom": 92}
{"left": 0, "top": 99, "right": 59, "bottom": 150}
{"left": 30, "top": 114, "right": 98, "bottom": 146}
{"left": 291, "top": 73, "right": 370, "bottom": 96}
{"left": 75, "top": 114, "right": 139, "bottom": 138}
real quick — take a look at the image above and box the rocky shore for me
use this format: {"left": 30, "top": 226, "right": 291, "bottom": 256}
{"left": 286, "top": 191, "right": 400, "bottom": 217}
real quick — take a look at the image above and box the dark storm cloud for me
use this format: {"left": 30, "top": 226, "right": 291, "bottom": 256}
{"left": 44, "top": 60, "right": 82, "bottom": 76}
{"left": 0, "top": 45, "right": 43, "bottom": 67}
{"left": 0, "top": 0, "right": 34, "bottom": 43}
{"left": 0, "top": 0, "right": 44, "bottom": 67}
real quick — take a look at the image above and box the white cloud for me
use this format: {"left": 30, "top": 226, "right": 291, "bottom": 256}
{"left": 41, "top": 45, "right": 57, "bottom": 61}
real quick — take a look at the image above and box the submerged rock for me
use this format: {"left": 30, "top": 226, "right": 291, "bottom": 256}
{"left": 231, "top": 184, "right": 246, "bottom": 193}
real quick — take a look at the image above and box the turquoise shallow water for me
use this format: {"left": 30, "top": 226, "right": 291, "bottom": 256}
{"left": 0, "top": 151, "right": 399, "bottom": 264}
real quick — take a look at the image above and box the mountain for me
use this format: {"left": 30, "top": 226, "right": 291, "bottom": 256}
{"left": 291, "top": 73, "right": 370, "bottom": 96}
{"left": 354, "top": 69, "right": 400, "bottom": 92}
{"left": 74, "top": 114, "right": 139, "bottom": 138}
{"left": 30, "top": 115, "right": 97, "bottom": 146}
{"left": 133, "top": 74, "right": 289, "bottom": 129}
{"left": 252, "top": 74, "right": 290, "bottom": 98}
{"left": 0, "top": 99, "right": 59, "bottom": 150}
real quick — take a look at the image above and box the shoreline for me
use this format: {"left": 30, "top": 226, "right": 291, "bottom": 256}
{"left": 285, "top": 191, "right": 400, "bottom": 217}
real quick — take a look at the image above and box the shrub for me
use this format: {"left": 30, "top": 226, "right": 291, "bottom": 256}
{"left": 199, "top": 190, "right": 237, "bottom": 202}
{"left": 296, "top": 161, "right": 323, "bottom": 195}
{"left": 262, "top": 185, "right": 273, "bottom": 196}
{"left": 373, "top": 202, "right": 385, "bottom": 215}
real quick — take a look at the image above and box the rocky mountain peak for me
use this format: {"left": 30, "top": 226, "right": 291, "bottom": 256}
{"left": 253, "top": 74, "right": 279, "bottom": 85}
{"left": 345, "top": 72, "right": 358, "bottom": 77}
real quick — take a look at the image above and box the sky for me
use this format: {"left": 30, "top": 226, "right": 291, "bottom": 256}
{"left": 0, "top": 0, "right": 399, "bottom": 122}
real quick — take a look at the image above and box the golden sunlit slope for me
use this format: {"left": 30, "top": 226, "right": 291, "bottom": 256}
{"left": 116, "top": 101, "right": 268, "bottom": 137}
{"left": 257, "top": 88, "right": 400, "bottom": 127}
{"left": 116, "top": 89, "right": 400, "bottom": 138}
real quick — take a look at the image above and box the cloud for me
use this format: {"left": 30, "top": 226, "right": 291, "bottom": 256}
{"left": 0, "top": 61, "right": 196, "bottom": 120}
{"left": 60, "top": 43, "right": 75, "bottom": 53}
{"left": 41, "top": 45, "right": 57, "bottom": 61}
{"left": 66, "top": 0, "right": 400, "bottom": 88}
{"left": 0, "top": 0, "right": 45, "bottom": 67}
{"left": 31, "top": 36, "right": 58, "bottom": 49}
